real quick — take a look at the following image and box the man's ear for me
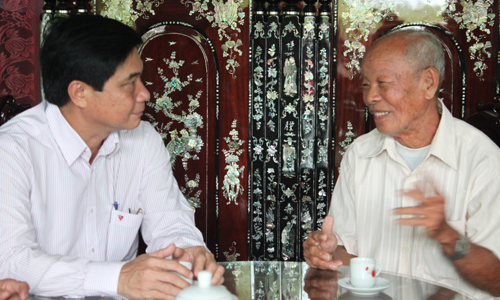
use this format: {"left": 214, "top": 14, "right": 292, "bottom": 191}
{"left": 421, "top": 67, "right": 440, "bottom": 100}
{"left": 67, "top": 80, "right": 91, "bottom": 108}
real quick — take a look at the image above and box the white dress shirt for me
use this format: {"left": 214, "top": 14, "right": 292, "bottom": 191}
{"left": 330, "top": 100, "right": 500, "bottom": 299}
{"left": 0, "top": 101, "right": 205, "bottom": 297}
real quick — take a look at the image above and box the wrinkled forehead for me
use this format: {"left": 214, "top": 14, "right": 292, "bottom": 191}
{"left": 362, "top": 40, "right": 407, "bottom": 72}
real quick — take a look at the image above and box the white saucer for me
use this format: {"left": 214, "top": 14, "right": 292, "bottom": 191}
{"left": 338, "top": 277, "right": 391, "bottom": 296}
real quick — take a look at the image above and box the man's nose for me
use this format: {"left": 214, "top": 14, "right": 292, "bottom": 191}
{"left": 136, "top": 80, "right": 151, "bottom": 103}
{"left": 363, "top": 85, "right": 381, "bottom": 106}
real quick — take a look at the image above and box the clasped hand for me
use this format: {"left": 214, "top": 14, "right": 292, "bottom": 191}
{"left": 303, "top": 216, "right": 343, "bottom": 271}
{"left": 0, "top": 279, "right": 28, "bottom": 300}
{"left": 118, "top": 244, "right": 225, "bottom": 300}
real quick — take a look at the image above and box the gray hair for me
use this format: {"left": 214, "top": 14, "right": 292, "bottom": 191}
{"left": 374, "top": 27, "right": 445, "bottom": 89}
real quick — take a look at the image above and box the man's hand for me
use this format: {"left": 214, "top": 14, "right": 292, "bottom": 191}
{"left": 303, "top": 216, "right": 343, "bottom": 270}
{"left": 394, "top": 188, "right": 458, "bottom": 246}
{"left": 303, "top": 268, "right": 342, "bottom": 300}
{"left": 0, "top": 279, "right": 29, "bottom": 300}
{"left": 173, "top": 246, "right": 225, "bottom": 286}
{"left": 118, "top": 244, "right": 193, "bottom": 300}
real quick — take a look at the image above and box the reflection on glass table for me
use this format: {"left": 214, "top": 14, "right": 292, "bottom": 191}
{"left": 25, "top": 261, "right": 473, "bottom": 300}
{"left": 221, "top": 261, "right": 473, "bottom": 300}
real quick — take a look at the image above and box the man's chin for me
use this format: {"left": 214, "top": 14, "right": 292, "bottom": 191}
{"left": 376, "top": 127, "right": 399, "bottom": 137}
{"left": 123, "top": 120, "right": 142, "bottom": 131}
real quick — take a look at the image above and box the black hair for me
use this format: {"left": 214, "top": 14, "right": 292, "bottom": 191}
{"left": 40, "top": 14, "right": 142, "bottom": 107}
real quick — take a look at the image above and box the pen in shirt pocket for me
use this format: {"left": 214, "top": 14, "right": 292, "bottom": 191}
{"left": 129, "top": 208, "right": 143, "bottom": 215}
{"left": 113, "top": 201, "right": 118, "bottom": 210}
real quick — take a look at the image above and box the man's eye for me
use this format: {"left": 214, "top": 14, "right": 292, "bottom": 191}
{"left": 124, "top": 82, "right": 135, "bottom": 89}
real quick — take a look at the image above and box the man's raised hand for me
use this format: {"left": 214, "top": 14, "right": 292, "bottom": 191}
{"left": 303, "top": 215, "right": 343, "bottom": 270}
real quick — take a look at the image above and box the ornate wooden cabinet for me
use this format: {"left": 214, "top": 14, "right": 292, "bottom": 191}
{"left": 247, "top": 0, "right": 499, "bottom": 262}
{"left": 98, "top": 0, "right": 252, "bottom": 261}
{"left": 9, "top": 0, "right": 499, "bottom": 262}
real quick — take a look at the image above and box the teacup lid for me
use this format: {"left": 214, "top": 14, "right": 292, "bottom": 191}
{"left": 175, "top": 271, "right": 237, "bottom": 300}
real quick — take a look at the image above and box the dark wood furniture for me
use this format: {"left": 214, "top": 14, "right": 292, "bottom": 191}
{"left": 466, "top": 99, "right": 500, "bottom": 146}
{"left": 0, "top": 95, "right": 31, "bottom": 126}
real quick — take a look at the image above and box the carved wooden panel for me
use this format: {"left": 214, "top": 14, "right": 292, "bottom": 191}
{"left": 248, "top": 0, "right": 334, "bottom": 261}
{"left": 138, "top": 23, "right": 219, "bottom": 254}
{"left": 100, "top": 1, "right": 251, "bottom": 261}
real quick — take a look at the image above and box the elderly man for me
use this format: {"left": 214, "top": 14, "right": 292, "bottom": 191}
{"left": 303, "top": 28, "right": 500, "bottom": 298}
{"left": 0, "top": 15, "right": 223, "bottom": 299}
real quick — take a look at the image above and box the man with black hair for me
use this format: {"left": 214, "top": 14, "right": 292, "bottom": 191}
{"left": 0, "top": 15, "right": 223, "bottom": 299}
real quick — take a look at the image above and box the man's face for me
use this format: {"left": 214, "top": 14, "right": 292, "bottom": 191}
{"left": 361, "top": 39, "right": 431, "bottom": 142}
{"left": 87, "top": 48, "right": 150, "bottom": 133}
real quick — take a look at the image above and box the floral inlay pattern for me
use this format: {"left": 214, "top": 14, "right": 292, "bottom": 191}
{"left": 251, "top": 169, "right": 263, "bottom": 251}
{"left": 341, "top": 0, "right": 397, "bottom": 79}
{"left": 338, "top": 121, "right": 355, "bottom": 157}
{"left": 147, "top": 51, "right": 205, "bottom": 172}
{"left": 180, "top": 174, "right": 202, "bottom": 209}
{"left": 341, "top": 0, "right": 495, "bottom": 79}
{"left": 222, "top": 120, "right": 245, "bottom": 205}
{"left": 252, "top": 45, "right": 264, "bottom": 130}
{"left": 266, "top": 42, "right": 279, "bottom": 132}
{"left": 181, "top": 0, "right": 245, "bottom": 78}
{"left": 317, "top": 48, "right": 330, "bottom": 132}
{"left": 439, "top": 0, "right": 495, "bottom": 79}
{"left": 316, "top": 170, "right": 328, "bottom": 227}
{"left": 223, "top": 241, "right": 241, "bottom": 261}
{"left": 99, "top": 0, "right": 164, "bottom": 28}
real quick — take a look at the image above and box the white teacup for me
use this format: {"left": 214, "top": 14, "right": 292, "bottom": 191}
{"left": 175, "top": 261, "right": 193, "bottom": 284}
{"left": 350, "top": 258, "right": 382, "bottom": 288}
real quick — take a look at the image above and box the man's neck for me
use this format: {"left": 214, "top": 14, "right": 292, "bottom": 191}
{"left": 59, "top": 103, "right": 109, "bottom": 164}
{"left": 395, "top": 131, "right": 436, "bottom": 149}
{"left": 394, "top": 101, "right": 441, "bottom": 149}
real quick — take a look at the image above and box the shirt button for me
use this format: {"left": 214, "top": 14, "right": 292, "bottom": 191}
{"left": 92, "top": 248, "right": 95, "bottom": 253}
{"left": 90, "top": 209, "right": 93, "bottom": 213}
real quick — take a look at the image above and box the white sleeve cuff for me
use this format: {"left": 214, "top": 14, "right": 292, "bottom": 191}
{"left": 84, "top": 261, "right": 127, "bottom": 296}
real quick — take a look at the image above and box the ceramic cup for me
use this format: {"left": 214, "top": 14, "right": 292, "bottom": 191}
{"left": 350, "top": 258, "right": 382, "bottom": 288}
{"left": 175, "top": 261, "right": 193, "bottom": 284}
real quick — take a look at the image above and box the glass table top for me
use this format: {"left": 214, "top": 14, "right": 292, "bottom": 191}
{"left": 220, "top": 261, "right": 472, "bottom": 300}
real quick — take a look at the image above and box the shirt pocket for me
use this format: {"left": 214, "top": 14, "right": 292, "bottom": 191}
{"left": 444, "top": 190, "right": 466, "bottom": 232}
{"left": 106, "top": 209, "right": 144, "bottom": 261}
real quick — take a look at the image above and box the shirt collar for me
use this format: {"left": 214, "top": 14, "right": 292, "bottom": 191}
{"left": 45, "top": 102, "right": 120, "bottom": 166}
{"left": 366, "top": 130, "right": 390, "bottom": 157}
{"left": 428, "top": 99, "right": 457, "bottom": 169}
{"left": 365, "top": 99, "right": 457, "bottom": 170}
